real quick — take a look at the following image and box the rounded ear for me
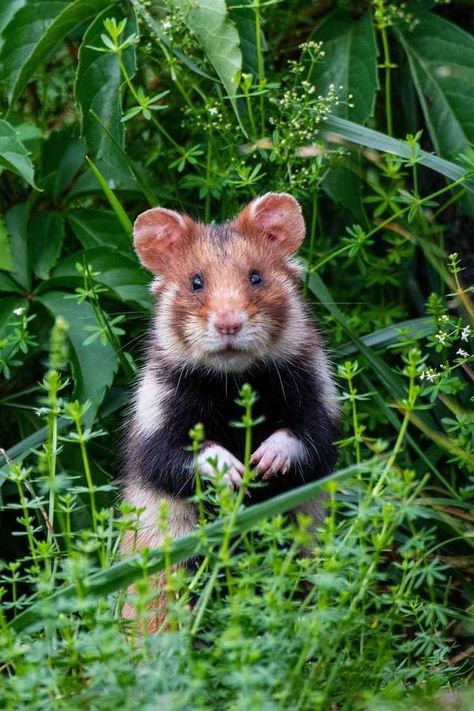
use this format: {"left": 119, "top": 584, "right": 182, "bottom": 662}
{"left": 233, "top": 192, "right": 305, "bottom": 254}
{"left": 133, "top": 208, "right": 190, "bottom": 274}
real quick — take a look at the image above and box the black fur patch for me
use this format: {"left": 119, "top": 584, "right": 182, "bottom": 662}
{"left": 124, "top": 349, "right": 339, "bottom": 505}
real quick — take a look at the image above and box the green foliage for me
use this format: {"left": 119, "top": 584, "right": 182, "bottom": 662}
{"left": 0, "top": 0, "right": 473, "bottom": 708}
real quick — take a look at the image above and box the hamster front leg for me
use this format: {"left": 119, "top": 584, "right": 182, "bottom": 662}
{"left": 250, "top": 429, "right": 307, "bottom": 479}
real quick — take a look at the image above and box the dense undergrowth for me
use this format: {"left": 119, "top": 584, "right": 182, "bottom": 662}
{"left": 0, "top": 0, "right": 473, "bottom": 709}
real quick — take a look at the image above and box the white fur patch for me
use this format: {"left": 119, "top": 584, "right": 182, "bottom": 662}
{"left": 312, "top": 348, "right": 339, "bottom": 420}
{"left": 198, "top": 444, "right": 244, "bottom": 489}
{"left": 134, "top": 368, "right": 170, "bottom": 436}
{"left": 251, "top": 429, "right": 307, "bottom": 479}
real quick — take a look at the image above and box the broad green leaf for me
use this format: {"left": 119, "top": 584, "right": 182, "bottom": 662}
{"left": 9, "top": 461, "right": 366, "bottom": 632}
{"left": 397, "top": 14, "right": 474, "bottom": 158}
{"left": 311, "top": 10, "right": 378, "bottom": 124}
{"left": 322, "top": 162, "right": 368, "bottom": 225}
{"left": 5, "top": 203, "right": 31, "bottom": 291}
{"left": 397, "top": 13, "right": 474, "bottom": 213}
{"left": 75, "top": 5, "right": 137, "bottom": 179}
{"left": 51, "top": 248, "right": 153, "bottom": 310}
{"left": 29, "top": 212, "right": 65, "bottom": 279}
{"left": 40, "top": 128, "right": 86, "bottom": 200}
{"left": 0, "top": 272, "right": 23, "bottom": 293}
{"left": 226, "top": 0, "right": 260, "bottom": 76}
{"left": 37, "top": 291, "right": 118, "bottom": 421}
{"left": 0, "top": 0, "right": 111, "bottom": 106}
{"left": 67, "top": 208, "right": 129, "bottom": 250}
{"left": 177, "top": 0, "right": 242, "bottom": 118}
{"left": 0, "top": 216, "right": 13, "bottom": 271}
{"left": 0, "top": 119, "right": 37, "bottom": 188}
{"left": 0, "top": 0, "right": 26, "bottom": 52}
{"left": 321, "top": 115, "right": 473, "bottom": 188}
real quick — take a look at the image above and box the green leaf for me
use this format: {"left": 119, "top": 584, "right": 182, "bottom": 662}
{"left": 0, "top": 0, "right": 111, "bottom": 106}
{"left": 36, "top": 291, "right": 118, "bottom": 421}
{"left": 28, "top": 212, "right": 65, "bottom": 279}
{"left": 5, "top": 203, "right": 31, "bottom": 291}
{"left": 0, "top": 0, "right": 26, "bottom": 52}
{"left": 75, "top": 5, "right": 137, "bottom": 178}
{"left": 312, "top": 10, "right": 378, "bottom": 124}
{"left": 50, "top": 248, "right": 153, "bottom": 310}
{"left": 67, "top": 208, "right": 129, "bottom": 250}
{"left": 85, "top": 157, "right": 133, "bottom": 234}
{"left": 397, "top": 13, "right": 474, "bottom": 159}
{"left": 0, "top": 119, "right": 37, "bottom": 188}
{"left": 336, "top": 317, "right": 434, "bottom": 356}
{"left": 321, "top": 115, "right": 473, "bottom": 187}
{"left": 322, "top": 162, "right": 368, "bottom": 225}
{"left": 0, "top": 216, "right": 13, "bottom": 272}
{"left": 9, "top": 461, "right": 365, "bottom": 632}
{"left": 225, "top": 0, "right": 260, "bottom": 76}
{"left": 177, "top": 0, "right": 242, "bottom": 118}
{"left": 40, "top": 128, "right": 86, "bottom": 200}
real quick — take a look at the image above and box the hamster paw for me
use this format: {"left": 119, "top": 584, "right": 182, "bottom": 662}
{"left": 198, "top": 444, "right": 244, "bottom": 490}
{"left": 251, "top": 429, "right": 305, "bottom": 480}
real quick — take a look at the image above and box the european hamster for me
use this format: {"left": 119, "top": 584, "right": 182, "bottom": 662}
{"left": 121, "top": 192, "right": 340, "bottom": 627}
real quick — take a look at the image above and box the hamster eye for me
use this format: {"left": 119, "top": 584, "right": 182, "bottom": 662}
{"left": 249, "top": 270, "right": 263, "bottom": 286}
{"left": 191, "top": 274, "right": 204, "bottom": 291}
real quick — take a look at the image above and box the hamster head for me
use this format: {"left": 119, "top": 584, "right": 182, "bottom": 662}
{"left": 134, "top": 192, "right": 308, "bottom": 373}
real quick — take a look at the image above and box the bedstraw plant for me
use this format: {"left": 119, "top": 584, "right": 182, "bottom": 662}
{"left": 0, "top": 1, "right": 473, "bottom": 709}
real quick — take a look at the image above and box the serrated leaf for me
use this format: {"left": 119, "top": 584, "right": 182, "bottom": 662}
{"left": 28, "top": 212, "right": 65, "bottom": 279}
{"left": 36, "top": 291, "right": 118, "bottom": 422}
{"left": 0, "top": 118, "right": 37, "bottom": 188}
{"left": 0, "top": 0, "right": 111, "bottom": 106}
{"left": 177, "top": 0, "right": 242, "bottom": 117}
{"left": 312, "top": 10, "right": 378, "bottom": 124}
{"left": 75, "top": 5, "right": 137, "bottom": 180}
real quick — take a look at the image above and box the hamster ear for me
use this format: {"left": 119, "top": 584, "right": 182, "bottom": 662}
{"left": 234, "top": 192, "right": 305, "bottom": 254}
{"left": 133, "top": 208, "right": 191, "bottom": 274}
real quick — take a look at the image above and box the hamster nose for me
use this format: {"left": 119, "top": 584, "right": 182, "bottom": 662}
{"left": 214, "top": 311, "right": 244, "bottom": 336}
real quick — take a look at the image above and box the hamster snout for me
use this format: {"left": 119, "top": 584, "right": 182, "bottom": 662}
{"left": 212, "top": 309, "right": 245, "bottom": 336}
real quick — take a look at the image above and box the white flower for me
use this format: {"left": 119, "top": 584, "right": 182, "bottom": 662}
{"left": 13, "top": 307, "right": 25, "bottom": 316}
{"left": 435, "top": 332, "right": 448, "bottom": 345}
{"left": 162, "top": 20, "right": 171, "bottom": 31}
{"left": 461, "top": 325, "right": 471, "bottom": 341}
{"left": 208, "top": 107, "right": 218, "bottom": 116}
{"left": 456, "top": 349, "right": 469, "bottom": 358}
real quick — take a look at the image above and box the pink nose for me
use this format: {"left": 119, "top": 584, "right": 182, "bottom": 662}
{"left": 214, "top": 311, "right": 243, "bottom": 335}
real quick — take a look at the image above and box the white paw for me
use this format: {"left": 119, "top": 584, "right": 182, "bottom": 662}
{"left": 197, "top": 444, "right": 244, "bottom": 490}
{"left": 251, "top": 429, "right": 306, "bottom": 480}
